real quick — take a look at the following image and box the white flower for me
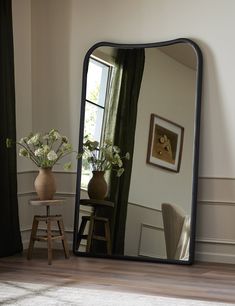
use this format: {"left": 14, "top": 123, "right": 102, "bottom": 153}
{"left": 113, "top": 146, "right": 120, "bottom": 153}
{"left": 47, "top": 150, "right": 57, "bottom": 161}
{"left": 19, "top": 148, "right": 29, "bottom": 157}
{"left": 19, "top": 137, "right": 28, "bottom": 144}
{"left": 49, "top": 129, "right": 61, "bottom": 140}
{"left": 117, "top": 168, "right": 124, "bottom": 177}
{"left": 113, "top": 153, "right": 122, "bottom": 167}
{"left": 54, "top": 131, "right": 61, "bottom": 140}
{"left": 125, "top": 152, "right": 130, "bottom": 160}
{"left": 27, "top": 133, "right": 40, "bottom": 145}
{"left": 49, "top": 129, "right": 56, "bottom": 135}
{"left": 43, "top": 145, "right": 50, "bottom": 153}
{"left": 34, "top": 148, "right": 44, "bottom": 157}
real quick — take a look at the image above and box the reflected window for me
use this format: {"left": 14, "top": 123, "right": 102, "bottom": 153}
{"left": 81, "top": 57, "right": 113, "bottom": 189}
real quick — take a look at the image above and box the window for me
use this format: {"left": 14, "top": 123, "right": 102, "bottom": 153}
{"left": 81, "top": 56, "right": 113, "bottom": 189}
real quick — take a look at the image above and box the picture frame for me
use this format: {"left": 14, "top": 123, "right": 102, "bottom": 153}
{"left": 147, "top": 113, "right": 184, "bottom": 172}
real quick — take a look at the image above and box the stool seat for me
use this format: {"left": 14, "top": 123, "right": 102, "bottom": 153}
{"left": 27, "top": 199, "right": 70, "bottom": 265}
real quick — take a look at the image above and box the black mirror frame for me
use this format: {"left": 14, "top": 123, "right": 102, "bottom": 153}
{"left": 73, "top": 38, "right": 203, "bottom": 265}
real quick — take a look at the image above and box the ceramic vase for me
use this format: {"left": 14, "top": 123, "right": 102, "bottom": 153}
{"left": 87, "top": 171, "right": 107, "bottom": 200}
{"left": 34, "top": 168, "right": 56, "bottom": 200}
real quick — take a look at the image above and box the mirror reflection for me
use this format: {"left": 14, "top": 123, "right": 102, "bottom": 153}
{"left": 76, "top": 42, "right": 198, "bottom": 262}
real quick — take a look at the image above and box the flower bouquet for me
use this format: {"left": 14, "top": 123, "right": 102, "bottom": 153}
{"left": 81, "top": 135, "right": 130, "bottom": 199}
{"left": 7, "top": 129, "right": 75, "bottom": 200}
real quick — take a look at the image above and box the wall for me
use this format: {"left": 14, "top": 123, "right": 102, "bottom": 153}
{"left": 12, "top": 0, "right": 32, "bottom": 172}
{"left": 12, "top": 0, "right": 77, "bottom": 249}
{"left": 12, "top": 0, "right": 235, "bottom": 263}
{"left": 125, "top": 47, "right": 196, "bottom": 257}
{"left": 129, "top": 48, "right": 196, "bottom": 213}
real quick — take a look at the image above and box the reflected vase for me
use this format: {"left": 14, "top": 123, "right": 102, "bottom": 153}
{"left": 88, "top": 171, "right": 107, "bottom": 200}
{"left": 34, "top": 168, "right": 56, "bottom": 200}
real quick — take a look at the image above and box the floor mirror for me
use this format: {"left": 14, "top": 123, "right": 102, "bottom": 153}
{"left": 73, "top": 38, "right": 203, "bottom": 264}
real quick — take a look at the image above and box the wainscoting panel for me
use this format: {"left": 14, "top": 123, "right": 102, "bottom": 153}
{"left": 195, "top": 177, "right": 235, "bottom": 263}
{"left": 196, "top": 201, "right": 235, "bottom": 240}
{"left": 138, "top": 223, "right": 166, "bottom": 258}
{"left": 124, "top": 202, "right": 166, "bottom": 257}
{"left": 197, "top": 177, "right": 235, "bottom": 202}
{"left": 17, "top": 172, "right": 235, "bottom": 263}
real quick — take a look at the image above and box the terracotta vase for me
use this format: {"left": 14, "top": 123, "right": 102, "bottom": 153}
{"left": 88, "top": 171, "right": 107, "bottom": 200}
{"left": 34, "top": 168, "right": 56, "bottom": 200}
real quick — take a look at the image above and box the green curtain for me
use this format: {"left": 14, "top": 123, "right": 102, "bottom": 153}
{"left": 108, "top": 48, "right": 145, "bottom": 255}
{"left": 0, "top": 0, "right": 23, "bottom": 257}
{"left": 103, "top": 54, "right": 122, "bottom": 144}
{"left": 91, "top": 49, "right": 145, "bottom": 255}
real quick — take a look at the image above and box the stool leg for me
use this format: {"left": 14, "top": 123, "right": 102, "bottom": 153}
{"left": 57, "top": 219, "right": 70, "bottom": 259}
{"left": 47, "top": 218, "right": 52, "bottom": 265}
{"left": 104, "top": 221, "right": 112, "bottom": 255}
{"left": 27, "top": 216, "right": 39, "bottom": 260}
{"left": 86, "top": 216, "right": 94, "bottom": 253}
{"left": 76, "top": 217, "right": 88, "bottom": 250}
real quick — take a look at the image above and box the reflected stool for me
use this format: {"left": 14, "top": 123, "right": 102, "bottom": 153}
{"left": 76, "top": 199, "right": 114, "bottom": 255}
{"left": 27, "top": 199, "right": 70, "bottom": 265}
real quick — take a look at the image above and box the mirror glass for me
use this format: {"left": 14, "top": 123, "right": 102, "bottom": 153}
{"left": 74, "top": 40, "right": 202, "bottom": 264}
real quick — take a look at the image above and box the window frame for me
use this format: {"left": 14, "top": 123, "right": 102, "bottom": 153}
{"left": 81, "top": 55, "right": 114, "bottom": 190}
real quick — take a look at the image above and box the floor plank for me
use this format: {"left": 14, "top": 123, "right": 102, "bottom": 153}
{"left": 0, "top": 249, "right": 235, "bottom": 304}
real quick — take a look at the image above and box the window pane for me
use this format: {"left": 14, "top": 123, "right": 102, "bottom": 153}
{"left": 86, "top": 58, "right": 109, "bottom": 107}
{"left": 82, "top": 57, "right": 112, "bottom": 190}
{"left": 84, "top": 102, "right": 104, "bottom": 143}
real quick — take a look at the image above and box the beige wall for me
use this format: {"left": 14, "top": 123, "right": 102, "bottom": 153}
{"left": 129, "top": 48, "right": 196, "bottom": 214}
{"left": 12, "top": 0, "right": 32, "bottom": 171}
{"left": 12, "top": 0, "right": 235, "bottom": 263}
{"left": 125, "top": 47, "right": 196, "bottom": 257}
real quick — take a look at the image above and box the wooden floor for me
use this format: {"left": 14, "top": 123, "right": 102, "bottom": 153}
{"left": 0, "top": 249, "right": 235, "bottom": 304}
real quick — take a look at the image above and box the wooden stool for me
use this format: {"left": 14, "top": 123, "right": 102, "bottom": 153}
{"left": 27, "top": 199, "right": 70, "bottom": 265}
{"left": 77, "top": 199, "right": 114, "bottom": 255}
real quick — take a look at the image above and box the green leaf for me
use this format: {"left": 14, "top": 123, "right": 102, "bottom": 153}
{"left": 77, "top": 152, "right": 83, "bottom": 159}
{"left": 64, "top": 162, "right": 72, "bottom": 171}
{"left": 6, "top": 138, "right": 13, "bottom": 148}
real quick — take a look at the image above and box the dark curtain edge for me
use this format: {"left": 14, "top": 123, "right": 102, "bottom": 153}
{"left": 0, "top": 0, "right": 23, "bottom": 257}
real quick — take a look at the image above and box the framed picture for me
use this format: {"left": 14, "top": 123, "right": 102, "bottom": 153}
{"left": 147, "top": 114, "right": 184, "bottom": 172}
